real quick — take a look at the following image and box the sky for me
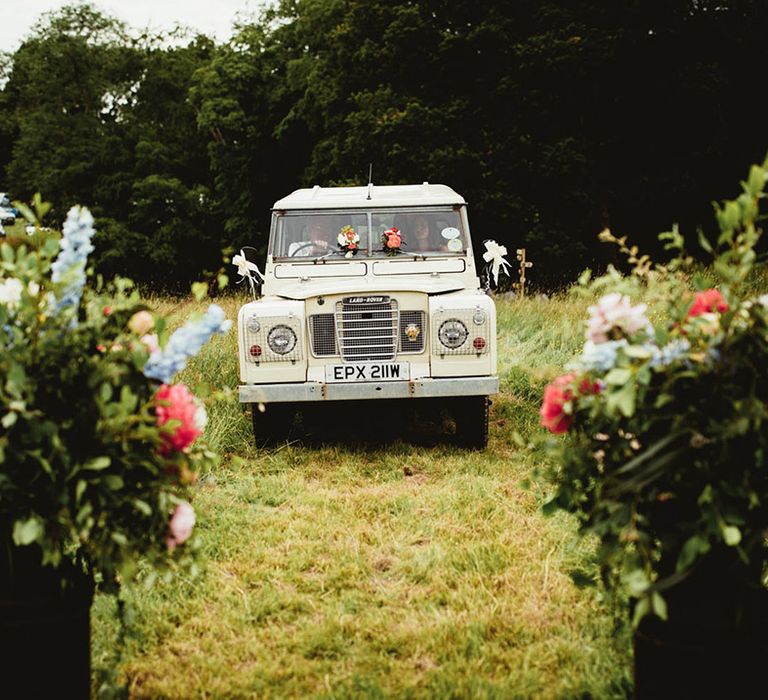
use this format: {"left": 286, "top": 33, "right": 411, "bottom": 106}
{"left": 0, "top": 0, "right": 267, "bottom": 53}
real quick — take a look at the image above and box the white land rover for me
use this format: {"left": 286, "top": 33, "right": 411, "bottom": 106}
{"left": 237, "top": 183, "right": 499, "bottom": 448}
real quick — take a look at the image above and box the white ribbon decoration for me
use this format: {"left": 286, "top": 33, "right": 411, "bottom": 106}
{"left": 231, "top": 249, "right": 263, "bottom": 299}
{"left": 482, "top": 240, "right": 512, "bottom": 287}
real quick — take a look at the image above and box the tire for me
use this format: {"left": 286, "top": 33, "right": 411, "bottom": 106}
{"left": 453, "top": 396, "right": 490, "bottom": 449}
{"left": 251, "top": 402, "right": 298, "bottom": 447}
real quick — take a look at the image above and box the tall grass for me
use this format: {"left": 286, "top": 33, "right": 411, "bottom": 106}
{"left": 91, "top": 262, "right": 768, "bottom": 696}
{"left": 90, "top": 290, "right": 638, "bottom": 698}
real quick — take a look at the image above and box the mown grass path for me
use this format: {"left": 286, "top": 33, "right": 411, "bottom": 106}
{"left": 92, "top": 295, "right": 632, "bottom": 698}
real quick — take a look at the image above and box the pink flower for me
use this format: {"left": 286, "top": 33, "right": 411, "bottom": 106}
{"left": 539, "top": 374, "right": 600, "bottom": 434}
{"left": 385, "top": 232, "right": 401, "bottom": 248}
{"left": 155, "top": 383, "right": 203, "bottom": 454}
{"left": 688, "top": 289, "right": 728, "bottom": 318}
{"left": 167, "top": 501, "right": 196, "bottom": 551}
{"left": 540, "top": 374, "right": 577, "bottom": 434}
{"left": 141, "top": 333, "right": 160, "bottom": 354}
{"left": 128, "top": 310, "right": 154, "bottom": 335}
{"left": 586, "top": 293, "right": 649, "bottom": 343}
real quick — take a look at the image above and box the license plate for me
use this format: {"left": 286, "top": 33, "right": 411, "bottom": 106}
{"left": 325, "top": 363, "right": 410, "bottom": 383}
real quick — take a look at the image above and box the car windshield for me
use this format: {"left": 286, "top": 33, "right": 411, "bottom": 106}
{"left": 270, "top": 208, "right": 466, "bottom": 259}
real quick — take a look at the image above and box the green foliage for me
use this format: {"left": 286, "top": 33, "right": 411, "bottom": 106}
{"left": 4, "top": 2, "right": 768, "bottom": 287}
{"left": 539, "top": 159, "right": 768, "bottom": 623}
{"left": 0, "top": 205, "right": 220, "bottom": 595}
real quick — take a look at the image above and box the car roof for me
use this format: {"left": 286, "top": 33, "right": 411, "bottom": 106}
{"left": 272, "top": 183, "right": 466, "bottom": 210}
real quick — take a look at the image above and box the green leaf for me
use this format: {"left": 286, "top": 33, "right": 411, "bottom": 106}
{"left": 13, "top": 517, "right": 43, "bottom": 545}
{"left": 103, "top": 475, "right": 124, "bottom": 490}
{"left": 82, "top": 456, "right": 111, "bottom": 471}
{"left": 541, "top": 497, "right": 560, "bottom": 517}
{"left": 624, "top": 345, "right": 652, "bottom": 360}
{"left": 745, "top": 164, "right": 767, "bottom": 197}
{"left": 677, "top": 535, "right": 710, "bottom": 571}
{"left": 623, "top": 568, "right": 650, "bottom": 597}
{"left": 722, "top": 524, "right": 741, "bottom": 546}
{"left": 651, "top": 592, "right": 668, "bottom": 621}
{"left": 608, "top": 383, "right": 636, "bottom": 417}
{"left": 1, "top": 411, "right": 18, "bottom": 428}
{"left": 697, "top": 229, "right": 713, "bottom": 254}
{"left": 191, "top": 281, "right": 208, "bottom": 301}
{"left": 217, "top": 273, "right": 229, "bottom": 290}
{"left": 604, "top": 368, "right": 631, "bottom": 385}
{"left": 133, "top": 499, "right": 152, "bottom": 516}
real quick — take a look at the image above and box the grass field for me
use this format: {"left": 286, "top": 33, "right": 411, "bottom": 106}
{"left": 90, "top": 291, "right": 636, "bottom": 698}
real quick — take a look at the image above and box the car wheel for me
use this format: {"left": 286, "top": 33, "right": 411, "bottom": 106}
{"left": 452, "top": 396, "right": 490, "bottom": 450}
{"left": 251, "top": 402, "right": 299, "bottom": 447}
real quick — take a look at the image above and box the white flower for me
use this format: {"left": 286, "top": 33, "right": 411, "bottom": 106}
{"left": 0, "top": 278, "right": 24, "bottom": 307}
{"left": 194, "top": 399, "right": 208, "bottom": 432}
{"left": 758, "top": 293, "right": 768, "bottom": 308}
{"left": 587, "top": 293, "right": 649, "bottom": 344}
{"left": 337, "top": 233, "right": 346, "bottom": 246}
{"left": 27, "top": 281, "right": 40, "bottom": 296}
{"left": 167, "top": 502, "right": 196, "bottom": 551}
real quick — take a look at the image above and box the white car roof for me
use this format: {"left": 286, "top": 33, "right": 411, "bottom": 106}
{"left": 272, "top": 183, "right": 466, "bottom": 210}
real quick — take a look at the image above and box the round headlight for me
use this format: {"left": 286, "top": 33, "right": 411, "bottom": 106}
{"left": 438, "top": 319, "right": 468, "bottom": 349}
{"left": 267, "top": 325, "right": 297, "bottom": 355}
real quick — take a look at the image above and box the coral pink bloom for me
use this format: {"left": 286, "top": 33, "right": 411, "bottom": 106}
{"left": 155, "top": 383, "right": 203, "bottom": 454}
{"left": 167, "top": 501, "right": 196, "bottom": 551}
{"left": 128, "top": 310, "right": 154, "bottom": 336}
{"left": 688, "top": 289, "right": 728, "bottom": 317}
{"left": 540, "top": 374, "right": 577, "bottom": 434}
{"left": 386, "top": 233, "right": 402, "bottom": 248}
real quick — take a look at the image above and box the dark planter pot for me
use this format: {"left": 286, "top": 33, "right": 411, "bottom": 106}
{"left": 0, "top": 542, "right": 94, "bottom": 699}
{"left": 632, "top": 547, "right": 768, "bottom": 699}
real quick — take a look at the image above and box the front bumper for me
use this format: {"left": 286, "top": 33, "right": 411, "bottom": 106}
{"left": 239, "top": 376, "right": 499, "bottom": 403}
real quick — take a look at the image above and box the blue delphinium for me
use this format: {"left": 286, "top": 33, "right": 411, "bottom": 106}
{"left": 573, "top": 339, "right": 629, "bottom": 372}
{"left": 143, "top": 304, "right": 232, "bottom": 383}
{"left": 51, "top": 206, "right": 96, "bottom": 313}
{"left": 649, "top": 338, "right": 691, "bottom": 368}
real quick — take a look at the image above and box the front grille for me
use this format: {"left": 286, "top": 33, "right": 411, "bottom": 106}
{"left": 334, "top": 299, "right": 399, "bottom": 361}
{"left": 309, "top": 314, "right": 337, "bottom": 356}
{"left": 399, "top": 311, "right": 425, "bottom": 353}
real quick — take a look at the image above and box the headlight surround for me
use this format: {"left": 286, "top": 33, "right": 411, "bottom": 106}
{"left": 438, "top": 319, "right": 468, "bottom": 349}
{"left": 267, "top": 325, "right": 297, "bottom": 355}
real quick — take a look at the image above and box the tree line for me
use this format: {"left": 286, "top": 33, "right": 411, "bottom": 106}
{"left": 1, "top": 1, "right": 766, "bottom": 290}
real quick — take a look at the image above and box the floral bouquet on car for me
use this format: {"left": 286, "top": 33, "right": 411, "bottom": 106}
{"left": 539, "top": 160, "right": 768, "bottom": 630}
{"left": 337, "top": 225, "right": 360, "bottom": 257}
{"left": 0, "top": 201, "right": 230, "bottom": 597}
{"left": 382, "top": 227, "right": 404, "bottom": 255}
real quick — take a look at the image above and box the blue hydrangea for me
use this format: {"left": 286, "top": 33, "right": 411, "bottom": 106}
{"left": 649, "top": 339, "right": 691, "bottom": 368}
{"left": 575, "top": 339, "right": 629, "bottom": 372}
{"left": 51, "top": 206, "right": 95, "bottom": 313}
{"left": 143, "top": 304, "right": 232, "bottom": 383}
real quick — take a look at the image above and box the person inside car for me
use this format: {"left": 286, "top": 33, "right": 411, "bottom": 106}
{"left": 288, "top": 218, "right": 337, "bottom": 256}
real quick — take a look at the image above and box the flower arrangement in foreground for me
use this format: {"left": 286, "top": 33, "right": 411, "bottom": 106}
{"left": 0, "top": 202, "right": 230, "bottom": 595}
{"left": 381, "top": 227, "right": 404, "bottom": 255}
{"left": 337, "top": 225, "right": 360, "bottom": 257}
{"left": 539, "top": 160, "right": 768, "bottom": 627}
